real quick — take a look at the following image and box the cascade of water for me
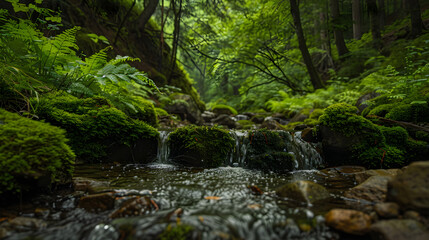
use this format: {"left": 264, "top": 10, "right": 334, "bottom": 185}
{"left": 156, "top": 131, "right": 171, "bottom": 163}
{"left": 286, "top": 131, "right": 323, "bottom": 170}
{"left": 229, "top": 131, "right": 249, "bottom": 166}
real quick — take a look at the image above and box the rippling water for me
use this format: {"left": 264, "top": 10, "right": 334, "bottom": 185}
{"left": 4, "top": 163, "right": 361, "bottom": 240}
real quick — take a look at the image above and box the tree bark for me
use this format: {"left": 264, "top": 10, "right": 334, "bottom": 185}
{"left": 352, "top": 0, "right": 362, "bottom": 39}
{"left": 137, "top": 0, "right": 159, "bottom": 30}
{"left": 367, "top": 0, "right": 381, "bottom": 49}
{"left": 378, "top": 0, "right": 385, "bottom": 29}
{"left": 409, "top": 0, "right": 424, "bottom": 37}
{"left": 289, "top": 0, "right": 324, "bottom": 90}
{"left": 330, "top": 0, "right": 349, "bottom": 56}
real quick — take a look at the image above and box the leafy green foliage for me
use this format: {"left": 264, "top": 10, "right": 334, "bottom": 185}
{"left": 211, "top": 104, "right": 238, "bottom": 115}
{"left": 168, "top": 125, "right": 234, "bottom": 168}
{"left": 33, "top": 93, "right": 158, "bottom": 162}
{"left": 0, "top": 108, "right": 75, "bottom": 194}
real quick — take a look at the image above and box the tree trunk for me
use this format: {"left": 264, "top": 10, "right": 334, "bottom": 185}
{"left": 378, "top": 0, "right": 385, "bottom": 29}
{"left": 367, "top": 0, "right": 381, "bottom": 49}
{"left": 409, "top": 0, "right": 423, "bottom": 37}
{"left": 289, "top": 0, "right": 324, "bottom": 90}
{"left": 137, "top": 0, "right": 159, "bottom": 30}
{"left": 352, "top": 0, "right": 362, "bottom": 39}
{"left": 330, "top": 0, "right": 349, "bottom": 56}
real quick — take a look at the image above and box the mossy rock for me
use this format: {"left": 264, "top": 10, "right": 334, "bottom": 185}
{"left": 0, "top": 108, "right": 75, "bottom": 195}
{"left": 237, "top": 119, "right": 255, "bottom": 130}
{"left": 283, "top": 121, "right": 306, "bottom": 131}
{"left": 212, "top": 104, "right": 238, "bottom": 115}
{"left": 168, "top": 126, "right": 234, "bottom": 168}
{"left": 245, "top": 130, "right": 295, "bottom": 171}
{"left": 319, "top": 103, "right": 427, "bottom": 168}
{"left": 367, "top": 104, "right": 396, "bottom": 117}
{"left": 385, "top": 103, "right": 429, "bottom": 122}
{"left": 115, "top": 97, "right": 158, "bottom": 127}
{"left": 276, "top": 180, "right": 330, "bottom": 204}
{"left": 155, "top": 107, "right": 169, "bottom": 117}
{"left": 158, "top": 224, "right": 194, "bottom": 240}
{"left": 309, "top": 109, "right": 324, "bottom": 120}
{"left": 33, "top": 94, "right": 159, "bottom": 163}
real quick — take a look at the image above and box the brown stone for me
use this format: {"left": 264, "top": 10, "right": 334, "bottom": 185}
{"left": 370, "top": 219, "right": 429, "bottom": 240}
{"left": 325, "top": 209, "right": 372, "bottom": 235}
{"left": 345, "top": 176, "right": 392, "bottom": 203}
{"left": 354, "top": 169, "right": 401, "bottom": 184}
{"left": 387, "top": 161, "right": 429, "bottom": 215}
{"left": 374, "top": 202, "right": 400, "bottom": 219}
{"left": 78, "top": 192, "right": 115, "bottom": 213}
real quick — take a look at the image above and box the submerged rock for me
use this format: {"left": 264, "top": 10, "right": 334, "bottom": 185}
{"left": 110, "top": 196, "right": 157, "bottom": 219}
{"left": 370, "top": 219, "right": 429, "bottom": 240}
{"left": 345, "top": 176, "right": 392, "bottom": 203}
{"left": 387, "top": 161, "right": 429, "bottom": 215}
{"left": 78, "top": 192, "right": 116, "bottom": 213}
{"left": 325, "top": 209, "right": 371, "bottom": 235}
{"left": 276, "top": 180, "right": 330, "bottom": 204}
{"left": 73, "top": 177, "right": 110, "bottom": 193}
{"left": 374, "top": 202, "right": 400, "bottom": 219}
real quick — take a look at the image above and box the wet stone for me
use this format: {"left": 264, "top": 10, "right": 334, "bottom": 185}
{"left": 78, "top": 192, "right": 115, "bottom": 213}
{"left": 73, "top": 177, "right": 110, "bottom": 193}
{"left": 110, "top": 196, "right": 157, "bottom": 219}
{"left": 374, "top": 202, "right": 400, "bottom": 219}
{"left": 403, "top": 211, "right": 421, "bottom": 221}
{"left": 387, "top": 161, "right": 429, "bottom": 215}
{"left": 345, "top": 175, "right": 392, "bottom": 203}
{"left": 276, "top": 180, "right": 330, "bottom": 204}
{"left": 354, "top": 169, "right": 401, "bottom": 184}
{"left": 325, "top": 209, "right": 372, "bottom": 235}
{"left": 370, "top": 219, "right": 429, "bottom": 240}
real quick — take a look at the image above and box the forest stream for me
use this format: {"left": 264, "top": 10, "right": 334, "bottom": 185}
{"left": 2, "top": 131, "right": 371, "bottom": 240}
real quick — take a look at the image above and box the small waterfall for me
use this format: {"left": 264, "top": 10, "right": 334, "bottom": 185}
{"left": 286, "top": 131, "right": 323, "bottom": 170}
{"left": 229, "top": 131, "right": 250, "bottom": 166}
{"left": 157, "top": 131, "right": 171, "bottom": 163}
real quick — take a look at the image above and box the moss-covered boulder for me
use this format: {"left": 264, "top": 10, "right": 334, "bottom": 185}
{"left": 245, "top": 129, "right": 295, "bottom": 171}
{"left": 33, "top": 94, "right": 159, "bottom": 163}
{"left": 211, "top": 104, "right": 238, "bottom": 116}
{"left": 0, "top": 108, "right": 75, "bottom": 195}
{"left": 168, "top": 126, "right": 234, "bottom": 167}
{"left": 318, "top": 103, "right": 425, "bottom": 168}
{"left": 276, "top": 180, "right": 330, "bottom": 204}
{"left": 115, "top": 97, "right": 158, "bottom": 127}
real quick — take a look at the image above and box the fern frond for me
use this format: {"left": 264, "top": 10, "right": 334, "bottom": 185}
{"left": 81, "top": 46, "right": 111, "bottom": 74}
{"left": 108, "top": 55, "right": 141, "bottom": 65}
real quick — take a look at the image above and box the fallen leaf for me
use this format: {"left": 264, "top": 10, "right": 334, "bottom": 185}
{"left": 204, "top": 196, "right": 222, "bottom": 200}
{"left": 247, "top": 185, "right": 264, "bottom": 195}
{"left": 198, "top": 216, "right": 204, "bottom": 222}
{"left": 247, "top": 204, "right": 262, "bottom": 209}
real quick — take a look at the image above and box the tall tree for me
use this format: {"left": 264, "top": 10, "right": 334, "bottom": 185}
{"left": 330, "top": 0, "right": 349, "bottom": 56}
{"left": 378, "top": 0, "right": 386, "bottom": 29}
{"left": 289, "top": 0, "right": 324, "bottom": 90}
{"left": 408, "top": 0, "right": 424, "bottom": 37}
{"left": 352, "top": 0, "right": 362, "bottom": 39}
{"left": 137, "top": 0, "right": 159, "bottom": 30}
{"left": 367, "top": 0, "right": 381, "bottom": 49}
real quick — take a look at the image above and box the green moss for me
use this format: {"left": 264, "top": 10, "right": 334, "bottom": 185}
{"left": 0, "top": 108, "right": 75, "bottom": 194}
{"left": 168, "top": 125, "right": 234, "bottom": 168}
{"left": 116, "top": 97, "right": 158, "bottom": 127}
{"left": 415, "top": 131, "right": 429, "bottom": 142}
{"left": 354, "top": 145, "right": 405, "bottom": 169}
{"left": 368, "top": 104, "right": 396, "bottom": 117}
{"left": 159, "top": 224, "right": 193, "bottom": 240}
{"left": 309, "top": 109, "right": 324, "bottom": 120}
{"left": 212, "top": 104, "right": 238, "bottom": 115}
{"left": 284, "top": 121, "right": 305, "bottom": 131}
{"left": 303, "top": 118, "right": 319, "bottom": 127}
{"left": 385, "top": 103, "right": 429, "bottom": 122}
{"left": 237, "top": 120, "right": 254, "bottom": 129}
{"left": 33, "top": 93, "right": 158, "bottom": 162}
{"left": 155, "top": 107, "right": 169, "bottom": 117}
{"left": 378, "top": 125, "right": 408, "bottom": 147}
{"left": 405, "top": 138, "right": 429, "bottom": 161}
{"left": 245, "top": 130, "right": 295, "bottom": 171}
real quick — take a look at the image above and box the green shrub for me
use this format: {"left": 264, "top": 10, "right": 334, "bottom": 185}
{"left": 168, "top": 125, "right": 234, "bottom": 167}
{"left": 378, "top": 126, "right": 408, "bottom": 146}
{"left": 0, "top": 108, "right": 75, "bottom": 194}
{"left": 405, "top": 138, "right": 429, "bottom": 161}
{"left": 212, "top": 104, "right": 238, "bottom": 115}
{"left": 355, "top": 145, "right": 405, "bottom": 169}
{"left": 33, "top": 93, "right": 158, "bottom": 162}
{"left": 303, "top": 118, "right": 319, "bottom": 127}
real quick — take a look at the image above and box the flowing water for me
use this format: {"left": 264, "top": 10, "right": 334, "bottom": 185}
{"left": 2, "top": 131, "right": 364, "bottom": 240}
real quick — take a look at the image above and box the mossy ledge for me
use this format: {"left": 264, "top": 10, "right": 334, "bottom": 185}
{"left": 0, "top": 108, "right": 75, "bottom": 195}
{"left": 33, "top": 93, "right": 159, "bottom": 163}
{"left": 168, "top": 125, "right": 234, "bottom": 168}
{"left": 318, "top": 103, "right": 428, "bottom": 169}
